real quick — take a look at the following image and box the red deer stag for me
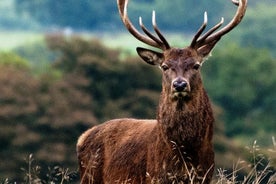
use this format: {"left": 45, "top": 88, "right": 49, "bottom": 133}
{"left": 77, "top": 0, "right": 247, "bottom": 183}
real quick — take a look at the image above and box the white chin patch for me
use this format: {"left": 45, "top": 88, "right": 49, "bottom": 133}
{"left": 172, "top": 92, "right": 188, "bottom": 99}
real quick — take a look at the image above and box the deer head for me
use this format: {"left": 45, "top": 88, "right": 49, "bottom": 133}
{"left": 117, "top": 0, "right": 247, "bottom": 101}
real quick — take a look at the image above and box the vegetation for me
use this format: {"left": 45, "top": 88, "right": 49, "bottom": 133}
{"left": 234, "top": 2, "right": 276, "bottom": 57}
{"left": 0, "top": 36, "right": 160, "bottom": 182}
{"left": 11, "top": 0, "right": 229, "bottom": 31}
{"left": 203, "top": 43, "right": 276, "bottom": 142}
{"left": 0, "top": 35, "right": 274, "bottom": 183}
{"left": 1, "top": 140, "right": 275, "bottom": 183}
{"left": 0, "top": 0, "right": 275, "bottom": 183}
{"left": 1, "top": 1, "right": 274, "bottom": 34}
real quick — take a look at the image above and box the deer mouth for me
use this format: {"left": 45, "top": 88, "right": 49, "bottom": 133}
{"left": 171, "top": 90, "right": 190, "bottom": 101}
{"left": 173, "top": 91, "right": 188, "bottom": 97}
{"left": 171, "top": 79, "right": 191, "bottom": 100}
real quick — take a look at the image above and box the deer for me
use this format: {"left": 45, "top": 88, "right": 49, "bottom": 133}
{"left": 77, "top": 0, "right": 247, "bottom": 183}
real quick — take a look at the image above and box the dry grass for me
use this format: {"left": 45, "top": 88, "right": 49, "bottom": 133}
{"left": 1, "top": 138, "right": 275, "bottom": 184}
{"left": 212, "top": 138, "right": 276, "bottom": 184}
{"left": 1, "top": 154, "right": 78, "bottom": 184}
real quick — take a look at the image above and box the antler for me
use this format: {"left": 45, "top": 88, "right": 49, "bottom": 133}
{"left": 117, "top": 0, "right": 170, "bottom": 50}
{"left": 191, "top": 0, "right": 247, "bottom": 49}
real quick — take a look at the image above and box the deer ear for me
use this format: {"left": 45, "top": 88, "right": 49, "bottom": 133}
{"left": 197, "top": 40, "right": 219, "bottom": 59}
{"left": 136, "top": 47, "right": 164, "bottom": 65}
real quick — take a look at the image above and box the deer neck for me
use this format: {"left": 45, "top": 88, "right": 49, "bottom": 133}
{"left": 156, "top": 87, "right": 213, "bottom": 147}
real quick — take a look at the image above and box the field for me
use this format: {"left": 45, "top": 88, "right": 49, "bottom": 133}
{"left": 0, "top": 31, "right": 191, "bottom": 52}
{"left": 0, "top": 31, "right": 44, "bottom": 51}
{"left": 1, "top": 0, "right": 276, "bottom": 183}
{"left": 4, "top": 142, "right": 276, "bottom": 183}
{"left": 0, "top": 31, "right": 275, "bottom": 183}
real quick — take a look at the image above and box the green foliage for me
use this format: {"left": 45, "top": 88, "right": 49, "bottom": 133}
{"left": 0, "top": 52, "right": 30, "bottom": 69}
{"left": 1, "top": 0, "right": 275, "bottom": 62}
{"left": 233, "top": 3, "right": 276, "bottom": 57}
{"left": 9, "top": 0, "right": 254, "bottom": 31}
{"left": 0, "top": 36, "right": 160, "bottom": 181}
{"left": 13, "top": 40, "right": 57, "bottom": 69}
{"left": 14, "top": 0, "right": 118, "bottom": 30}
{"left": 0, "top": 0, "right": 275, "bottom": 181}
{"left": 0, "top": 0, "right": 38, "bottom": 30}
{"left": 0, "top": 43, "right": 95, "bottom": 181}
{"left": 46, "top": 34, "right": 161, "bottom": 121}
{"left": 1, "top": 35, "right": 275, "bottom": 182}
{"left": 149, "top": 0, "right": 226, "bottom": 31}
{"left": 202, "top": 42, "right": 276, "bottom": 138}
{"left": 12, "top": 40, "right": 62, "bottom": 77}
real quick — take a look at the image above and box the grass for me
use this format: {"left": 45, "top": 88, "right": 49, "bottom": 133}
{"left": 0, "top": 31, "right": 190, "bottom": 53}
{"left": 2, "top": 140, "right": 274, "bottom": 184}
{"left": 212, "top": 140, "right": 276, "bottom": 184}
{"left": 1, "top": 154, "right": 79, "bottom": 184}
{"left": 99, "top": 32, "right": 190, "bottom": 52}
{"left": 0, "top": 31, "right": 275, "bottom": 183}
{"left": 0, "top": 31, "right": 43, "bottom": 51}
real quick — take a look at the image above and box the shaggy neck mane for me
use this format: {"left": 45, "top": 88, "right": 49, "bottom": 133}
{"left": 157, "top": 86, "right": 212, "bottom": 149}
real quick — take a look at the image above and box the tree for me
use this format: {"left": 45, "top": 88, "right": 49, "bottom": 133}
{"left": 15, "top": 0, "right": 119, "bottom": 29}
{"left": 46, "top": 34, "right": 161, "bottom": 121}
{"left": 0, "top": 51, "right": 95, "bottom": 182}
{"left": 14, "top": 0, "right": 228, "bottom": 31}
{"left": 233, "top": 3, "right": 276, "bottom": 57}
{"left": 202, "top": 43, "right": 276, "bottom": 138}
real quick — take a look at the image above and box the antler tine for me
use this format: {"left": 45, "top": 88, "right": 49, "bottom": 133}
{"left": 152, "top": 11, "right": 171, "bottom": 50}
{"left": 117, "top": 0, "right": 168, "bottom": 50}
{"left": 117, "top": 0, "right": 160, "bottom": 49}
{"left": 139, "top": 11, "right": 170, "bottom": 50}
{"left": 232, "top": 0, "right": 240, "bottom": 6}
{"left": 196, "top": 17, "right": 224, "bottom": 47}
{"left": 139, "top": 16, "right": 164, "bottom": 49}
{"left": 202, "top": 0, "right": 247, "bottom": 45}
{"left": 191, "top": 0, "right": 247, "bottom": 49}
{"left": 190, "top": 12, "right": 208, "bottom": 48}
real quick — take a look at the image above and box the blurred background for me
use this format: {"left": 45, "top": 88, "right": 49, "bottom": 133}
{"left": 0, "top": 0, "right": 275, "bottom": 183}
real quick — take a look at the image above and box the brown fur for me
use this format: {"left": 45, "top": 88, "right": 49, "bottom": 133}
{"left": 77, "top": 0, "right": 248, "bottom": 181}
{"left": 77, "top": 47, "right": 215, "bottom": 183}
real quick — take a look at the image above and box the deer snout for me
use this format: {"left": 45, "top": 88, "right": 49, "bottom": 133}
{"left": 173, "top": 80, "right": 187, "bottom": 92}
{"left": 171, "top": 78, "right": 190, "bottom": 99}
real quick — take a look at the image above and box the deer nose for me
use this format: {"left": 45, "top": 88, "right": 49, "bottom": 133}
{"left": 173, "top": 80, "right": 187, "bottom": 92}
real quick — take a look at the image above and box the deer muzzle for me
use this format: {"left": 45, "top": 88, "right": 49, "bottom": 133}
{"left": 171, "top": 78, "right": 191, "bottom": 99}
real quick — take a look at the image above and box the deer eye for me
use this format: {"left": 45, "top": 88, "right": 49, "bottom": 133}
{"left": 160, "top": 64, "right": 169, "bottom": 71}
{"left": 193, "top": 63, "right": 201, "bottom": 70}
